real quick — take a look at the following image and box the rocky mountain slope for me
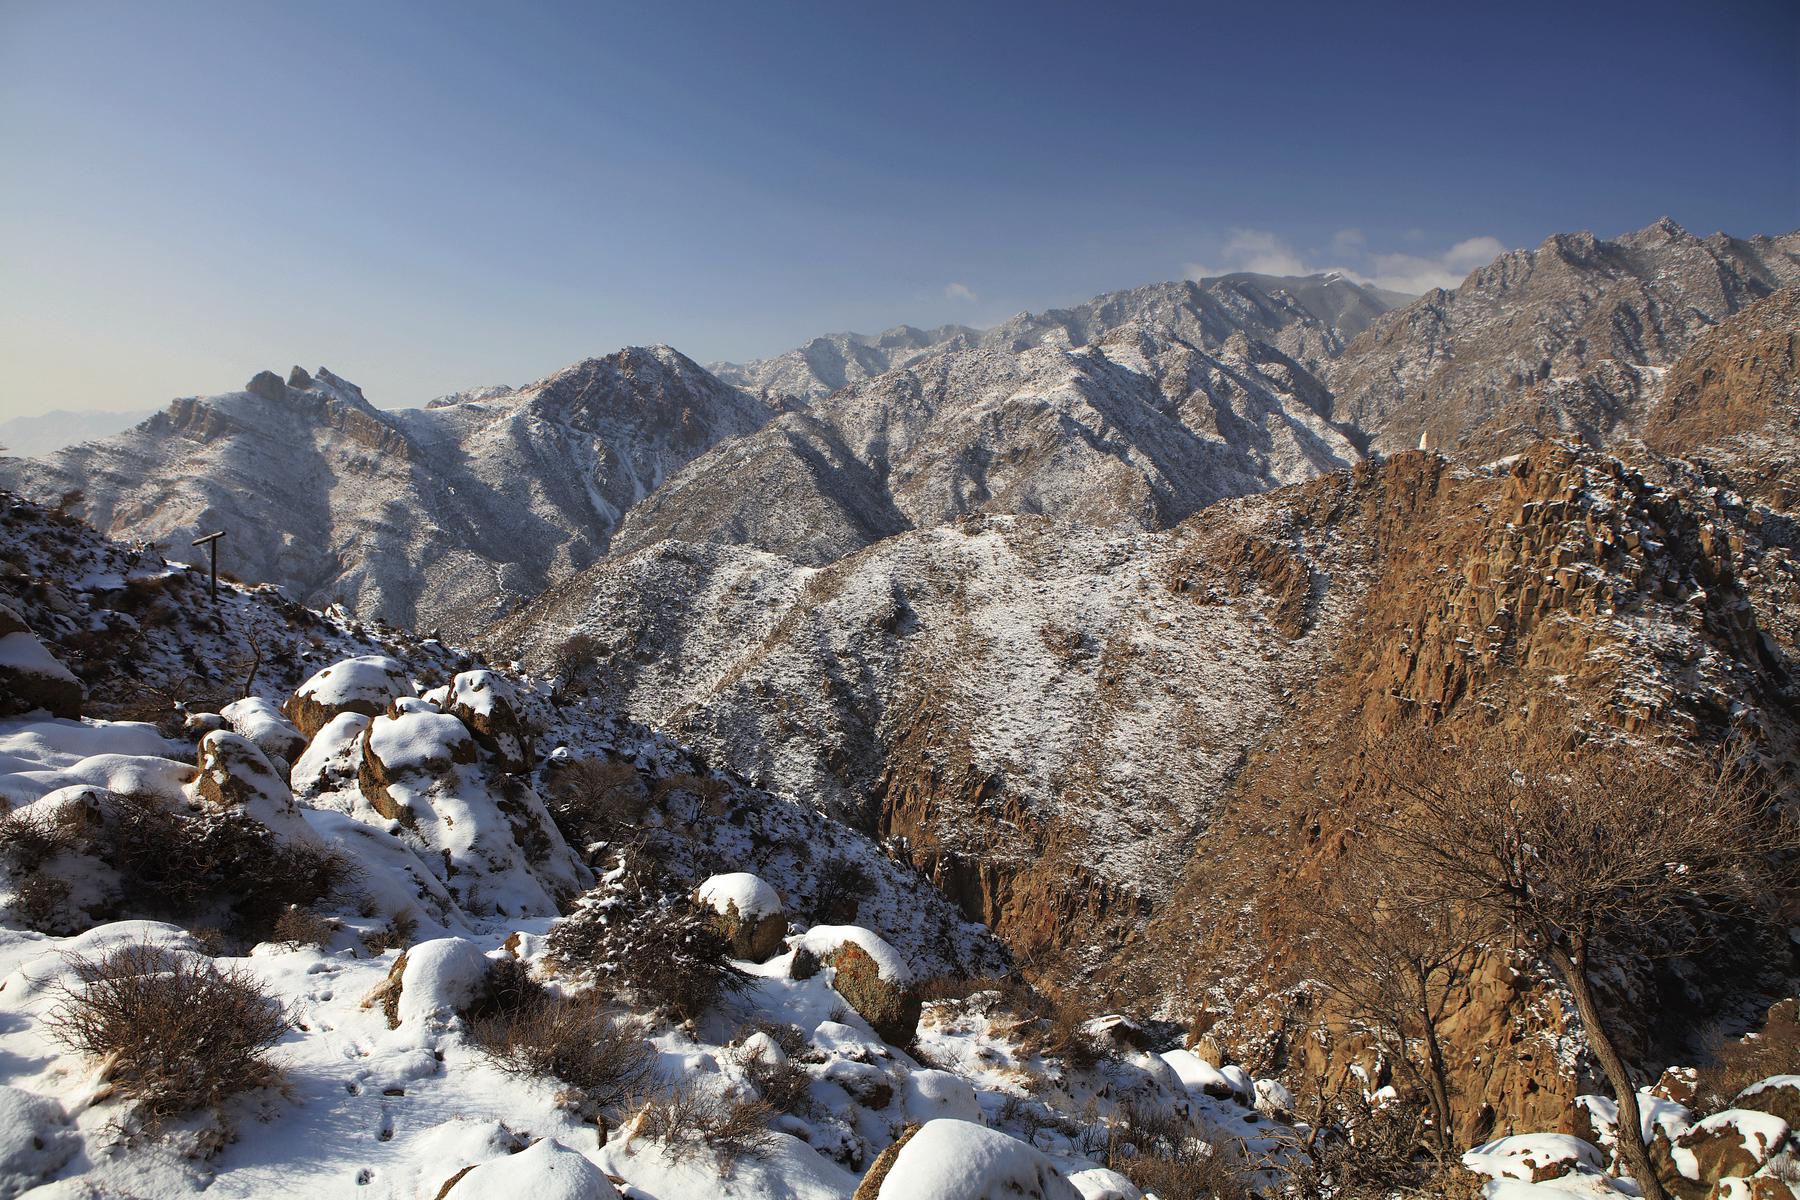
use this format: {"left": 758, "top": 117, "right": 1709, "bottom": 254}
{"left": 615, "top": 326, "right": 1361, "bottom": 565}
{"left": 1330, "top": 219, "right": 1800, "bottom": 454}
{"left": 0, "top": 351, "right": 773, "bottom": 640}
{"left": 714, "top": 271, "right": 1407, "bottom": 404}
{"left": 495, "top": 290, "right": 1800, "bottom": 1137}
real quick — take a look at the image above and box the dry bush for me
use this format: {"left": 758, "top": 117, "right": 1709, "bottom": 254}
{"left": 731, "top": 1042, "right": 812, "bottom": 1115}
{"left": 1695, "top": 998, "right": 1800, "bottom": 1112}
{"left": 97, "top": 795, "right": 350, "bottom": 940}
{"left": 359, "top": 911, "right": 418, "bottom": 955}
{"left": 269, "top": 905, "right": 338, "bottom": 948}
{"left": 47, "top": 940, "right": 290, "bottom": 1125}
{"left": 1106, "top": 1103, "right": 1251, "bottom": 1200}
{"left": 469, "top": 990, "right": 654, "bottom": 1113}
{"left": 542, "top": 756, "right": 647, "bottom": 849}
{"left": 634, "top": 1084, "right": 779, "bottom": 1167}
{"left": 810, "top": 854, "right": 873, "bottom": 924}
{"left": 548, "top": 849, "right": 749, "bottom": 1020}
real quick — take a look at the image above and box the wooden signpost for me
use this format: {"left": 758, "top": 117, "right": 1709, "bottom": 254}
{"left": 191, "top": 530, "right": 226, "bottom": 603}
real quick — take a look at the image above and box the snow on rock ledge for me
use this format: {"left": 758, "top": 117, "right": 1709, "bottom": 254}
{"left": 220, "top": 696, "right": 307, "bottom": 767}
{"left": 1462, "top": 1133, "right": 1606, "bottom": 1184}
{"left": 285, "top": 654, "right": 414, "bottom": 737}
{"left": 0, "top": 627, "right": 83, "bottom": 720}
{"left": 871, "top": 1119, "right": 1082, "bottom": 1200}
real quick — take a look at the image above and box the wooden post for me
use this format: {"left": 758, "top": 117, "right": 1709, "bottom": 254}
{"left": 191, "top": 531, "right": 226, "bottom": 603}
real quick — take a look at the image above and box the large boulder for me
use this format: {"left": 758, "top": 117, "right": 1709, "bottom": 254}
{"left": 192, "top": 729, "right": 317, "bottom": 845}
{"left": 443, "top": 1137, "right": 618, "bottom": 1199}
{"left": 220, "top": 696, "right": 307, "bottom": 768}
{"left": 792, "top": 925, "right": 920, "bottom": 1046}
{"left": 284, "top": 655, "right": 413, "bottom": 739}
{"left": 357, "top": 707, "right": 478, "bottom": 823}
{"left": 695, "top": 872, "right": 785, "bottom": 961}
{"left": 867, "top": 1119, "right": 1081, "bottom": 1200}
{"left": 447, "top": 671, "right": 534, "bottom": 772}
{"left": 0, "top": 627, "right": 83, "bottom": 720}
{"left": 1671, "top": 1110, "right": 1794, "bottom": 1195}
{"left": 1735, "top": 1077, "right": 1800, "bottom": 1130}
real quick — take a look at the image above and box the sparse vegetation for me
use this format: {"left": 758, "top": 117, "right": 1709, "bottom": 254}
{"left": 47, "top": 940, "right": 291, "bottom": 1125}
{"left": 469, "top": 987, "right": 655, "bottom": 1115}
{"left": 542, "top": 754, "right": 648, "bottom": 849}
{"left": 632, "top": 1083, "right": 780, "bottom": 1168}
{"left": 547, "top": 849, "right": 750, "bottom": 1020}
{"left": 1694, "top": 998, "right": 1800, "bottom": 1112}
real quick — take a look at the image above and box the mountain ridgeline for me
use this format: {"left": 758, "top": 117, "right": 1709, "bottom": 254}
{"left": 3, "top": 220, "right": 1799, "bottom": 1142}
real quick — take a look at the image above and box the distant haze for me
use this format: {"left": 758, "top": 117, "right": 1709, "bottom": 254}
{"left": 0, "top": 0, "right": 1793, "bottom": 417}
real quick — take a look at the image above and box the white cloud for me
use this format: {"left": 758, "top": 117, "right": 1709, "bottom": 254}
{"left": 943, "top": 281, "right": 978, "bottom": 303}
{"left": 1183, "top": 229, "right": 1508, "bottom": 296}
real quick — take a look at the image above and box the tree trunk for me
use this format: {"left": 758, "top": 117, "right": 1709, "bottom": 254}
{"left": 1548, "top": 942, "right": 1668, "bottom": 1200}
{"left": 1412, "top": 967, "right": 1455, "bottom": 1159}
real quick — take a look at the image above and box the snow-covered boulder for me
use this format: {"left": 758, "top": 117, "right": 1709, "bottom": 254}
{"left": 285, "top": 654, "right": 413, "bottom": 738}
{"left": 869, "top": 1119, "right": 1082, "bottom": 1200}
{"left": 220, "top": 696, "right": 307, "bottom": 768}
{"left": 0, "top": 628, "right": 82, "bottom": 720}
{"left": 365, "top": 937, "right": 492, "bottom": 1030}
{"left": 902, "top": 1068, "right": 981, "bottom": 1124}
{"left": 792, "top": 925, "right": 920, "bottom": 1045}
{"left": 1463, "top": 1133, "right": 1606, "bottom": 1184}
{"left": 358, "top": 708, "right": 478, "bottom": 822}
{"left": 441, "top": 1137, "right": 617, "bottom": 1199}
{"left": 1064, "top": 1168, "right": 1143, "bottom": 1200}
{"left": 0, "top": 1085, "right": 77, "bottom": 1197}
{"left": 191, "top": 730, "right": 318, "bottom": 845}
{"left": 1160, "top": 1048, "right": 1252, "bottom": 1104}
{"left": 353, "top": 708, "right": 585, "bottom": 917}
{"left": 289, "top": 710, "right": 370, "bottom": 801}
{"left": 448, "top": 670, "right": 534, "bottom": 772}
{"left": 1671, "top": 1109, "right": 1793, "bottom": 1191}
{"left": 1735, "top": 1076, "right": 1800, "bottom": 1128}
{"left": 696, "top": 871, "right": 785, "bottom": 960}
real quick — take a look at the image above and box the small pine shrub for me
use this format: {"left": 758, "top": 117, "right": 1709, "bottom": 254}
{"left": 47, "top": 940, "right": 290, "bottom": 1125}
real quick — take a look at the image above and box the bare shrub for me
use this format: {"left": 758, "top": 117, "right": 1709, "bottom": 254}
{"left": 731, "top": 1040, "right": 811, "bottom": 1115}
{"left": 1106, "top": 1103, "right": 1250, "bottom": 1200}
{"left": 542, "top": 756, "right": 647, "bottom": 849}
{"left": 547, "top": 850, "right": 749, "bottom": 1020}
{"left": 469, "top": 991, "right": 654, "bottom": 1113}
{"left": 359, "top": 911, "right": 418, "bottom": 955}
{"left": 634, "top": 1084, "right": 779, "bottom": 1167}
{"left": 740, "top": 1017, "right": 807, "bottom": 1058}
{"left": 1366, "top": 728, "right": 1800, "bottom": 1200}
{"left": 1695, "top": 998, "right": 1800, "bottom": 1112}
{"left": 810, "top": 854, "right": 873, "bottom": 924}
{"left": 47, "top": 940, "right": 290, "bottom": 1125}
{"left": 269, "top": 906, "right": 337, "bottom": 948}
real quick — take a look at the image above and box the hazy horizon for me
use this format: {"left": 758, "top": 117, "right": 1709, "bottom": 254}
{"left": 2, "top": 0, "right": 1795, "bottom": 418}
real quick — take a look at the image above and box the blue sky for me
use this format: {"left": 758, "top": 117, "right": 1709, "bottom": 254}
{"left": 1, "top": 0, "right": 1795, "bottom": 415}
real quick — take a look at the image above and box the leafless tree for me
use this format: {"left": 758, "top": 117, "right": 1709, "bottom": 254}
{"left": 1365, "top": 727, "right": 1799, "bottom": 1200}
{"left": 1289, "top": 844, "right": 1484, "bottom": 1159}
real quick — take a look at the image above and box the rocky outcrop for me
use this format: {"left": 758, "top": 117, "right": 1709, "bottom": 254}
{"left": 1329, "top": 221, "right": 1800, "bottom": 453}
{"left": 446, "top": 671, "right": 534, "bottom": 773}
{"left": 286, "top": 655, "right": 415, "bottom": 739}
